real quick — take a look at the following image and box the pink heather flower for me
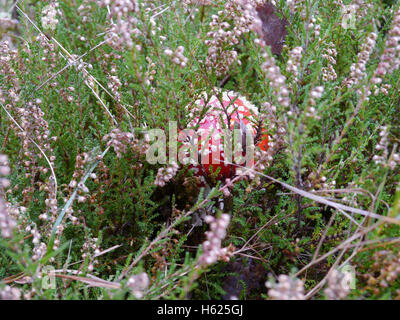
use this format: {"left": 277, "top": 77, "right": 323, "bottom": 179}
{"left": 371, "top": 9, "right": 400, "bottom": 93}
{"left": 103, "top": 129, "right": 148, "bottom": 159}
{"left": 0, "top": 154, "right": 16, "bottom": 239}
{"left": 324, "top": 269, "right": 351, "bottom": 300}
{"left": 261, "top": 52, "right": 290, "bottom": 107}
{"left": 266, "top": 274, "right": 305, "bottom": 300}
{"left": 127, "top": 272, "right": 150, "bottom": 299}
{"left": 198, "top": 214, "right": 232, "bottom": 267}
{"left": 164, "top": 46, "right": 188, "bottom": 68}
{"left": 286, "top": 47, "right": 303, "bottom": 81}
{"left": 204, "top": 0, "right": 262, "bottom": 76}
{"left": 344, "top": 32, "right": 377, "bottom": 90}
{"left": 41, "top": 1, "right": 62, "bottom": 31}
{"left": 154, "top": 162, "right": 179, "bottom": 187}
{"left": 0, "top": 285, "right": 21, "bottom": 300}
{"left": 98, "top": 0, "right": 140, "bottom": 50}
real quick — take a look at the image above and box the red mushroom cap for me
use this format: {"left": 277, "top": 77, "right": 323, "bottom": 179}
{"left": 180, "top": 90, "right": 269, "bottom": 183}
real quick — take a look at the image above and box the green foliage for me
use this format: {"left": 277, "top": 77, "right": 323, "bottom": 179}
{"left": 0, "top": 0, "right": 400, "bottom": 300}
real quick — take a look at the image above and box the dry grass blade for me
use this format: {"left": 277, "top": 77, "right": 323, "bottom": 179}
{"left": 15, "top": 4, "right": 119, "bottom": 127}
{"left": 240, "top": 165, "right": 400, "bottom": 225}
{"left": 54, "top": 274, "right": 121, "bottom": 289}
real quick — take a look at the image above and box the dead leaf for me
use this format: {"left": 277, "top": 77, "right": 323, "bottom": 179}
{"left": 256, "top": 3, "right": 288, "bottom": 55}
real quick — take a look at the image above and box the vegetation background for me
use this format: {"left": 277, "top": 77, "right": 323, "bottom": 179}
{"left": 0, "top": 0, "right": 400, "bottom": 300}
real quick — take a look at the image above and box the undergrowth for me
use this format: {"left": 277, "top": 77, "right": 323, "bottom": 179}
{"left": 0, "top": 0, "right": 400, "bottom": 300}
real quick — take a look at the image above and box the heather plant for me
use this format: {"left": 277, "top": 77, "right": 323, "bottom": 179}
{"left": 0, "top": 0, "right": 400, "bottom": 301}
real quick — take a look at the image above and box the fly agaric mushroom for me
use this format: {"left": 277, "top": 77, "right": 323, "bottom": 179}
{"left": 180, "top": 90, "right": 269, "bottom": 183}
